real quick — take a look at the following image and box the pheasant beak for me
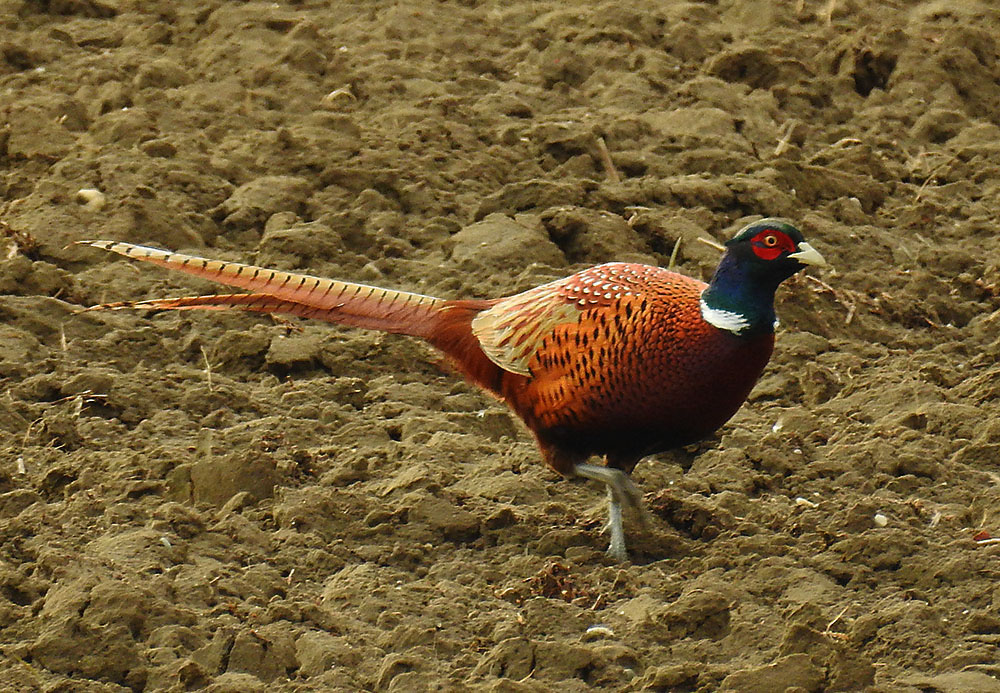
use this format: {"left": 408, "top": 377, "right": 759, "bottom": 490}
{"left": 788, "top": 242, "right": 828, "bottom": 268}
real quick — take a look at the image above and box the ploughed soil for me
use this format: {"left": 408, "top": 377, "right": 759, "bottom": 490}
{"left": 2, "top": 0, "right": 1000, "bottom": 691}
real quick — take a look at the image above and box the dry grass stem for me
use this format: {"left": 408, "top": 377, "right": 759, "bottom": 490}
{"left": 667, "top": 237, "right": 682, "bottom": 270}
{"left": 201, "top": 346, "right": 215, "bottom": 392}
{"left": 593, "top": 136, "right": 620, "bottom": 183}
{"left": 696, "top": 237, "right": 726, "bottom": 253}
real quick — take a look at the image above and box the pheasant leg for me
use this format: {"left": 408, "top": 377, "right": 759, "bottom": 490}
{"left": 573, "top": 462, "right": 641, "bottom": 560}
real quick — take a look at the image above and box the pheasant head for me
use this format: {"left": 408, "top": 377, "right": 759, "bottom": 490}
{"left": 700, "top": 218, "right": 827, "bottom": 336}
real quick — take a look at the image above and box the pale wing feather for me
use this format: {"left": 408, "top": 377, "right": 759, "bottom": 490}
{"left": 471, "top": 263, "right": 652, "bottom": 376}
{"left": 472, "top": 283, "right": 580, "bottom": 375}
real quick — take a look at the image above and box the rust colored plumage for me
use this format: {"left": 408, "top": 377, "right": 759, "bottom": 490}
{"left": 78, "top": 218, "right": 827, "bottom": 560}
{"left": 481, "top": 264, "right": 775, "bottom": 476}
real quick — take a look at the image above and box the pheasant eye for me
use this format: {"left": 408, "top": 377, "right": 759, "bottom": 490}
{"left": 750, "top": 229, "right": 795, "bottom": 260}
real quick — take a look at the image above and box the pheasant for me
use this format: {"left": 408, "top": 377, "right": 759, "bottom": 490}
{"left": 78, "top": 218, "right": 826, "bottom": 560}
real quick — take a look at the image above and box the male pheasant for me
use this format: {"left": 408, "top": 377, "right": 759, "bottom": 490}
{"left": 78, "top": 218, "right": 826, "bottom": 560}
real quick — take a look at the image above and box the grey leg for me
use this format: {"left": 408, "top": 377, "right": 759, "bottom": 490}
{"left": 605, "top": 486, "right": 627, "bottom": 561}
{"left": 573, "top": 462, "right": 641, "bottom": 561}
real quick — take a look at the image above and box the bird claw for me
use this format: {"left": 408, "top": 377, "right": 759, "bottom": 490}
{"left": 606, "top": 534, "right": 629, "bottom": 562}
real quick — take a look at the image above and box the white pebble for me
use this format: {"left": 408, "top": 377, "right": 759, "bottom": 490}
{"left": 76, "top": 188, "right": 106, "bottom": 211}
{"left": 795, "top": 497, "right": 818, "bottom": 508}
{"left": 582, "top": 625, "right": 615, "bottom": 641}
{"left": 321, "top": 86, "right": 356, "bottom": 108}
{"left": 873, "top": 513, "right": 888, "bottom": 527}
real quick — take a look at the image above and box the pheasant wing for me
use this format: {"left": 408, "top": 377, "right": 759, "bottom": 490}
{"left": 471, "top": 263, "right": 658, "bottom": 376}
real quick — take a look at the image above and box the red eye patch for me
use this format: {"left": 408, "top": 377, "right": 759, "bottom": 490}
{"left": 750, "top": 230, "right": 796, "bottom": 261}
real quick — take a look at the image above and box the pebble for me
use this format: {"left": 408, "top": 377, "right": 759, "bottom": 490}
{"left": 582, "top": 625, "right": 615, "bottom": 641}
{"left": 76, "top": 188, "right": 106, "bottom": 211}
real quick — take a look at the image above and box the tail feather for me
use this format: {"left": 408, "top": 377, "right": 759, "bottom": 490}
{"left": 78, "top": 240, "right": 444, "bottom": 337}
{"left": 428, "top": 300, "right": 511, "bottom": 394}
{"left": 79, "top": 240, "right": 519, "bottom": 398}
{"left": 79, "top": 293, "right": 351, "bottom": 322}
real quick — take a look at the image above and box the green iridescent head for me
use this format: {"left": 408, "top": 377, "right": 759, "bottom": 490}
{"left": 701, "top": 219, "right": 827, "bottom": 335}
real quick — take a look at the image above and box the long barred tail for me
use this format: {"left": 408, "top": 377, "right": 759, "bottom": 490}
{"left": 77, "top": 240, "right": 446, "bottom": 338}
{"left": 78, "top": 293, "right": 369, "bottom": 322}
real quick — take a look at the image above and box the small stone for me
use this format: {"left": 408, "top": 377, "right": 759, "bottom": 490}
{"left": 76, "top": 188, "right": 106, "bottom": 211}
{"left": 321, "top": 86, "right": 356, "bottom": 109}
{"left": 582, "top": 625, "right": 615, "bottom": 641}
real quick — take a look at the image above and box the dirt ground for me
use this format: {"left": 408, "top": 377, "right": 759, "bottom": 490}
{"left": 2, "top": 0, "right": 1000, "bottom": 691}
